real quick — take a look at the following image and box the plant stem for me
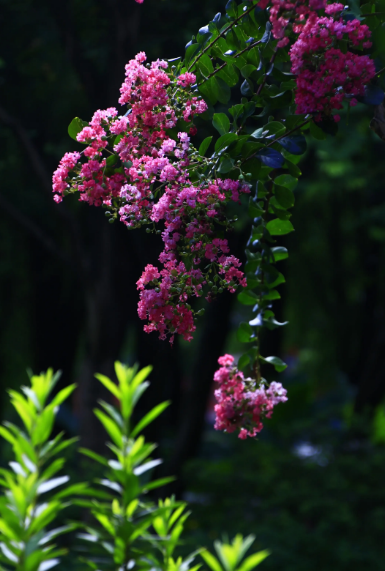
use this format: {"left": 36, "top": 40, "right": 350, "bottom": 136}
{"left": 187, "top": 2, "right": 257, "bottom": 72}
{"left": 197, "top": 39, "right": 263, "bottom": 87}
{"left": 265, "top": 117, "right": 312, "bottom": 148}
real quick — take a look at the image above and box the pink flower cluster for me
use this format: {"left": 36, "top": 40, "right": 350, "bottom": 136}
{"left": 258, "top": 0, "right": 375, "bottom": 120}
{"left": 52, "top": 53, "right": 249, "bottom": 343}
{"left": 213, "top": 355, "right": 288, "bottom": 439}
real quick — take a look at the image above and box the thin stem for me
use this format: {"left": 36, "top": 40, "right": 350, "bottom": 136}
{"left": 187, "top": 2, "right": 257, "bottom": 72}
{"left": 242, "top": 117, "right": 312, "bottom": 164}
{"left": 197, "top": 61, "right": 227, "bottom": 86}
{"left": 265, "top": 117, "right": 312, "bottom": 148}
{"left": 255, "top": 46, "right": 279, "bottom": 98}
{"left": 252, "top": 182, "right": 273, "bottom": 382}
{"left": 196, "top": 39, "right": 263, "bottom": 87}
{"left": 236, "top": 38, "right": 263, "bottom": 58}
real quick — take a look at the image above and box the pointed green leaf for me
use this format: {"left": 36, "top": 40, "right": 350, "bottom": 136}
{"left": 95, "top": 374, "right": 121, "bottom": 400}
{"left": 237, "top": 290, "right": 258, "bottom": 306}
{"left": 50, "top": 384, "right": 76, "bottom": 408}
{"left": 37, "top": 476, "right": 69, "bottom": 495}
{"left": 213, "top": 113, "right": 230, "bottom": 136}
{"left": 274, "top": 174, "right": 297, "bottom": 191}
{"left": 237, "top": 550, "right": 270, "bottom": 571}
{"left": 199, "top": 136, "right": 213, "bottom": 156}
{"left": 274, "top": 185, "right": 295, "bottom": 209}
{"left": 94, "top": 410, "right": 122, "bottom": 447}
{"left": 68, "top": 117, "right": 88, "bottom": 141}
{"left": 237, "top": 323, "right": 253, "bottom": 343}
{"left": 201, "top": 550, "right": 223, "bottom": 571}
{"left": 260, "top": 356, "right": 287, "bottom": 372}
{"left": 131, "top": 401, "right": 170, "bottom": 438}
{"left": 271, "top": 247, "right": 288, "bottom": 262}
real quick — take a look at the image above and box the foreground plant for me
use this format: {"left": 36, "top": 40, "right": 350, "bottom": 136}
{"left": 0, "top": 369, "right": 79, "bottom": 570}
{"left": 0, "top": 365, "right": 269, "bottom": 570}
{"left": 52, "top": 0, "right": 385, "bottom": 438}
{"left": 77, "top": 362, "right": 188, "bottom": 570}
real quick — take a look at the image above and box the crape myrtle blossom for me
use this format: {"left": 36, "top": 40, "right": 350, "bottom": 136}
{"left": 52, "top": 52, "right": 249, "bottom": 343}
{"left": 213, "top": 354, "right": 288, "bottom": 438}
{"left": 258, "top": 0, "right": 375, "bottom": 120}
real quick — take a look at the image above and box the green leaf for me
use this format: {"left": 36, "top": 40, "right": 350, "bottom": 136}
{"left": 201, "top": 550, "right": 223, "bottom": 571}
{"left": 237, "top": 323, "right": 253, "bottom": 343}
{"left": 9, "top": 392, "right": 34, "bottom": 432}
{"left": 274, "top": 185, "right": 295, "bottom": 209}
{"left": 50, "top": 384, "right": 76, "bottom": 408}
{"left": 29, "top": 501, "right": 63, "bottom": 534}
{"left": 94, "top": 410, "right": 122, "bottom": 447}
{"left": 216, "top": 77, "right": 231, "bottom": 104}
{"left": 93, "top": 513, "right": 116, "bottom": 537}
{"left": 238, "top": 290, "right": 258, "bottom": 305}
{"left": 238, "top": 354, "right": 251, "bottom": 371}
{"left": 95, "top": 374, "right": 121, "bottom": 400}
{"left": 226, "top": 0, "right": 237, "bottom": 18}
{"left": 217, "top": 63, "right": 239, "bottom": 87}
{"left": 285, "top": 160, "right": 302, "bottom": 178}
{"left": 264, "top": 289, "right": 281, "bottom": 300}
{"left": 141, "top": 476, "right": 176, "bottom": 492}
{"left": 266, "top": 271, "right": 285, "bottom": 289}
{"left": 79, "top": 448, "right": 109, "bottom": 466}
{"left": 274, "top": 174, "right": 298, "bottom": 191}
{"left": 32, "top": 407, "right": 56, "bottom": 445}
{"left": 106, "top": 154, "right": 118, "bottom": 167}
{"left": 215, "top": 133, "right": 238, "bottom": 152}
{"left": 0, "top": 426, "right": 16, "bottom": 445}
{"left": 131, "top": 401, "right": 170, "bottom": 437}
{"left": 68, "top": 117, "right": 88, "bottom": 141}
{"left": 263, "top": 121, "right": 286, "bottom": 138}
{"left": 133, "top": 458, "right": 162, "bottom": 476}
{"left": 260, "top": 356, "right": 287, "bottom": 373}
{"left": 199, "top": 136, "right": 213, "bottom": 156}
{"left": 198, "top": 77, "right": 218, "bottom": 105}
{"left": 218, "top": 156, "right": 234, "bottom": 173}
{"left": 40, "top": 458, "right": 65, "bottom": 481}
{"left": 131, "top": 365, "right": 152, "bottom": 391}
{"left": 241, "top": 64, "right": 256, "bottom": 78}
{"left": 266, "top": 219, "right": 294, "bottom": 236}
{"left": 37, "top": 476, "right": 69, "bottom": 495}
{"left": 46, "top": 436, "right": 78, "bottom": 458}
{"left": 185, "top": 43, "right": 200, "bottom": 66}
{"left": 271, "top": 247, "right": 288, "bottom": 262}
{"left": 212, "top": 113, "right": 230, "bottom": 136}
{"left": 309, "top": 120, "right": 327, "bottom": 140}
{"left": 237, "top": 550, "right": 270, "bottom": 571}
{"left": 197, "top": 53, "right": 214, "bottom": 77}
{"left": 240, "top": 79, "right": 254, "bottom": 97}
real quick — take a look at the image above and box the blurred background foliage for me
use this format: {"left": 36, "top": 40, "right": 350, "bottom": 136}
{"left": 1, "top": 0, "right": 385, "bottom": 569}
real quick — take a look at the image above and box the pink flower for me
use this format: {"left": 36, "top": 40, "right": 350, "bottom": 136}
{"left": 177, "top": 72, "right": 196, "bottom": 88}
{"left": 213, "top": 355, "right": 288, "bottom": 438}
{"left": 218, "top": 354, "right": 235, "bottom": 367}
{"left": 52, "top": 53, "right": 247, "bottom": 344}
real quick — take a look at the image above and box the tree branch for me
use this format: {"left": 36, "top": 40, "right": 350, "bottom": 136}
{"left": 187, "top": 1, "right": 257, "bottom": 72}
